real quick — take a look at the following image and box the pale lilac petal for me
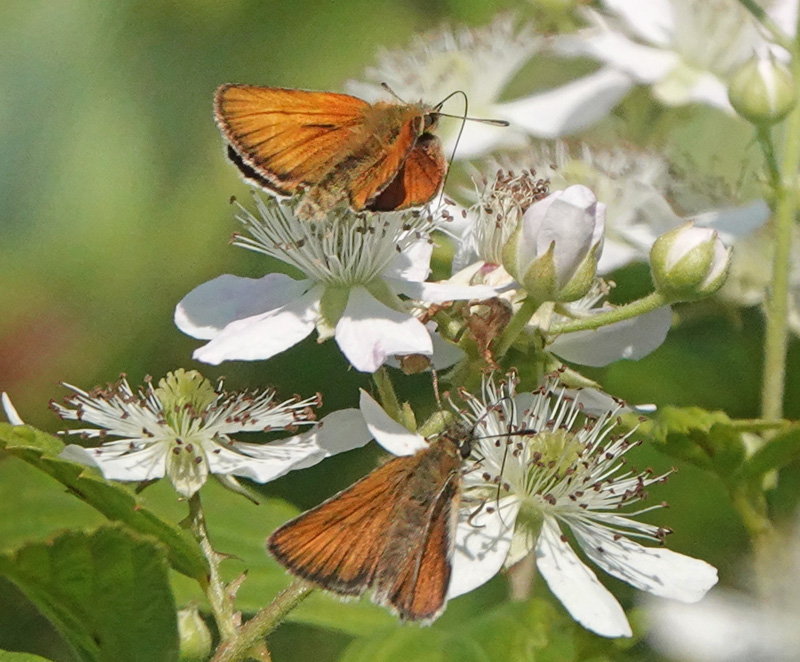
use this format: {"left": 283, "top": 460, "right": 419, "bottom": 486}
{"left": 549, "top": 306, "right": 672, "bottom": 366}
{"left": 498, "top": 68, "right": 634, "bottom": 138}
{"left": 572, "top": 521, "right": 718, "bottom": 602}
{"left": 192, "top": 286, "right": 322, "bottom": 365}
{"left": 2, "top": 393, "right": 24, "bottom": 425}
{"left": 358, "top": 390, "right": 427, "bottom": 457}
{"left": 535, "top": 517, "right": 632, "bottom": 638}
{"left": 384, "top": 239, "right": 432, "bottom": 282}
{"left": 394, "top": 279, "right": 499, "bottom": 303}
{"left": 448, "top": 497, "right": 520, "bottom": 599}
{"left": 335, "top": 287, "right": 432, "bottom": 372}
{"left": 175, "top": 274, "right": 311, "bottom": 340}
{"left": 60, "top": 443, "right": 167, "bottom": 482}
{"left": 214, "top": 409, "right": 371, "bottom": 482}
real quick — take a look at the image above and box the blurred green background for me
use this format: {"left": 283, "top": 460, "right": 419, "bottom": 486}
{"left": 1, "top": 0, "right": 798, "bottom": 660}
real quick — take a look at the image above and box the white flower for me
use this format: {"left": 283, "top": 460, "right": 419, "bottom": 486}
{"left": 545, "top": 280, "right": 673, "bottom": 367}
{"left": 175, "top": 197, "right": 496, "bottom": 373}
{"left": 53, "top": 370, "right": 371, "bottom": 498}
{"left": 345, "top": 15, "right": 627, "bottom": 154}
{"left": 503, "top": 184, "right": 605, "bottom": 302}
{"left": 458, "top": 144, "right": 770, "bottom": 275}
{"left": 360, "top": 375, "right": 717, "bottom": 637}
{"left": 647, "top": 517, "right": 800, "bottom": 661}
{"left": 554, "top": 0, "right": 796, "bottom": 117}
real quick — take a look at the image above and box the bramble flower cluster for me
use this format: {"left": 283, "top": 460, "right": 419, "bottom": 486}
{"left": 20, "top": 1, "right": 800, "bottom": 657}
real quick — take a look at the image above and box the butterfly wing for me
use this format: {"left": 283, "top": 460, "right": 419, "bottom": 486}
{"left": 370, "top": 439, "right": 462, "bottom": 621}
{"left": 365, "top": 132, "right": 446, "bottom": 212}
{"left": 267, "top": 454, "right": 418, "bottom": 595}
{"left": 214, "top": 85, "right": 369, "bottom": 194}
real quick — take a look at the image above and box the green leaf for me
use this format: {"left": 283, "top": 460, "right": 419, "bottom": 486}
{"left": 338, "top": 599, "right": 581, "bottom": 662}
{"left": 0, "top": 423, "right": 207, "bottom": 581}
{"left": 0, "top": 524, "right": 178, "bottom": 662}
{"left": 746, "top": 425, "right": 800, "bottom": 478}
{"left": 639, "top": 407, "right": 746, "bottom": 477}
{"left": 0, "top": 652, "right": 57, "bottom": 662}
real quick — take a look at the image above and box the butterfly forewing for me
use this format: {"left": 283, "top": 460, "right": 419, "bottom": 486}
{"left": 267, "top": 453, "right": 419, "bottom": 594}
{"left": 268, "top": 432, "right": 467, "bottom": 621}
{"left": 215, "top": 85, "right": 368, "bottom": 189}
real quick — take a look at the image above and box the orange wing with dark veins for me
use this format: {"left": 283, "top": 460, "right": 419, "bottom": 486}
{"left": 267, "top": 455, "right": 416, "bottom": 595}
{"left": 214, "top": 85, "right": 369, "bottom": 192}
{"left": 366, "top": 133, "right": 447, "bottom": 212}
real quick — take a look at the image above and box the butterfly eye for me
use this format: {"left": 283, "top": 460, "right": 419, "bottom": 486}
{"left": 424, "top": 113, "right": 438, "bottom": 131}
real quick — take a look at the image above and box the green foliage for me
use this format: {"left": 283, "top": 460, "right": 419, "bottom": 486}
{"left": 337, "top": 599, "right": 632, "bottom": 662}
{"left": 0, "top": 653, "right": 56, "bottom": 662}
{"left": 639, "top": 407, "right": 746, "bottom": 478}
{"left": 0, "top": 525, "right": 178, "bottom": 662}
{"left": 0, "top": 423, "right": 207, "bottom": 581}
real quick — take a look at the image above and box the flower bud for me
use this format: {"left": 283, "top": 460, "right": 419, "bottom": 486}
{"left": 729, "top": 54, "right": 796, "bottom": 125}
{"left": 650, "top": 224, "right": 731, "bottom": 300}
{"left": 178, "top": 607, "right": 212, "bottom": 662}
{"left": 502, "top": 185, "right": 605, "bottom": 302}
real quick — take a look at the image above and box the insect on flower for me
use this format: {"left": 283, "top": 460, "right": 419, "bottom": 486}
{"left": 214, "top": 85, "right": 508, "bottom": 221}
{"left": 267, "top": 419, "right": 474, "bottom": 622}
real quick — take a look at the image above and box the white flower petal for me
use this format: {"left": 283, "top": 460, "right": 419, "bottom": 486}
{"left": 535, "top": 516, "right": 632, "bottom": 638}
{"left": 175, "top": 274, "right": 311, "bottom": 340}
{"left": 192, "top": 286, "right": 322, "bottom": 365}
{"left": 549, "top": 305, "right": 672, "bottom": 366}
{"left": 647, "top": 590, "right": 798, "bottom": 662}
{"left": 498, "top": 68, "right": 634, "bottom": 138}
{"left": 2, "top": 393, "right": 24, "bottom": 425}
{"left": 358, "top": 390, "right": 427, "bottom": 457}
{"left": 559, "top": 29, "right": 677, "bottom": 82}
{"left": 448, "top": 497, "right": 520, "bottom": 599}
{"left": 335, "top": 286, "right": 432, "bottom": 372}
{"left": 601, "top": 0, "right": 674, "bottom": 46}
{"left": 216, "top": 409, "right": 371, "bottom": 482}
{"left": 688, "top": 199, "right": 770, "bottom": 240}
{"left": 384, "top": 239, "right": 432, "bottom": 282}
{"left": 60, "top": 443, "right": 167, "bottom": 482}
{"left": 395, "top": 279, "right": 499, "bottom": 303}
{"left": 572, "top": 521, "right": 718, "bottom": 602}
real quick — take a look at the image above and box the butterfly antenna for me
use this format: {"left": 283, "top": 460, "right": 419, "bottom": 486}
{"left": 380, "top": 82, "right": 406, "bottom": 103}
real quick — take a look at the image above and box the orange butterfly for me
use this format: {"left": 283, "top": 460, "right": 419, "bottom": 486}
{"left": 267, "top": 422, "right": 472, "bottom": 622}
{"left": 214, "top": 85, "right": 447, "bottom": 221}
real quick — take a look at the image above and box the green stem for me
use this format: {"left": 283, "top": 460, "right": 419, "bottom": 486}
{"left": 548, "top": 291, "right": 669, "bottom": 335}
{"left": 210, "top": 581, "right": 314, "bottom": 662}
{"left": 756, "top": 126, "right": 781, "bottom": 190}
{"left": 728, "top": 484, "right": 778, "bottom": 594}
{"left": 495, "top": 296, "right": 541, "bottom": 357}
{"left": 736, "top": 0, "right": 794, "bottom": 50}
{"left": 760, "top": 16, "right": 800, "bottom": 423}
{"left": 188, "top": 493, "right": 237, "bottom": 641}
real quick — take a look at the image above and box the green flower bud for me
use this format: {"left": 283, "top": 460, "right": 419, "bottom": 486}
{"left": 178, "top": 607, "right": 212, "bottom": 662}
{"left": 729, "top": 55, "right": 796, "bottom": 125}
{"left": 650, "top": 224, "right": 731, "bottom": 301}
